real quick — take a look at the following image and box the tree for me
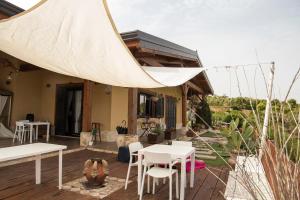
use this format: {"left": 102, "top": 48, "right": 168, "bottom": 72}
{"left": 287, "top": 99, "right": 297, "bottom": 109}
{"left": 195, "top": 98, "right": 212, "bottom": 128}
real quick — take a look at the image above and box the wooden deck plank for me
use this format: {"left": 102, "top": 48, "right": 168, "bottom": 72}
{"left": 0, "top": 149, "right": 228, "bottom": 200}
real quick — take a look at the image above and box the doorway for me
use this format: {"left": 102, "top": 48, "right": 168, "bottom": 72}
{"left": 55, "top": 84, "right": 83, "bottom": 137}
{"left": 165, "top": 96, "right": 177, "bottom": 129}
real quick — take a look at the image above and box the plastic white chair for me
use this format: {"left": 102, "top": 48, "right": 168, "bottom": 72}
{"left": 140, "top": 151, "right": 179, "bottom": 200}
{"left": 125, "top": 142, "right": 147, "bottom": 190}
{"left": 13, "top": 120, "right": 30, "bottom": 144}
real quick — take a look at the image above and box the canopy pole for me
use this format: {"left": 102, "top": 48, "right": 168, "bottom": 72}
{"left": 259, "top": 62, "right": 275, "bottom": 159}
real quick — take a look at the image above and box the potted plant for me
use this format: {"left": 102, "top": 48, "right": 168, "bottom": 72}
{"left": 148, "top": 124, "right": 164, "bottom": 144}
{"left": 116, "top": 120, "right": 128, "bottom": 134}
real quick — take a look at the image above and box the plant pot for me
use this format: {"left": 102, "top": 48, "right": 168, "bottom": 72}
{"left": 83, "top": 158, "right": 109, "bottom": 186}
{"left": 165, "top": 129, "right": 175, "bottom": 140}
{"left": 148, "top": 134, "right": 158, "bottom": 144}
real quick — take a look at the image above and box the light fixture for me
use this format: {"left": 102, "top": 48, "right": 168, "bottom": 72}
{"left": 7, "top": 72, "right": 12, "bottom": 80}
{"left": 104, "top": 85, "right": 112, "bottom": 95}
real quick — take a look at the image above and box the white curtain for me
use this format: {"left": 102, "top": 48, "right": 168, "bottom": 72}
{"left": 74, "top": 90, "right": 82, "bottom": 133}
{"left": 0, "top": 95, "right": 13, "bottom": 138}
{"left": 0, "top": 95, "right": 8, "bottom": 116}
{"left": 0, "top": 0, "right": 204, "bottom": 88}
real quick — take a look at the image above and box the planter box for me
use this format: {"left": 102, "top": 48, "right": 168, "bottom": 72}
{"left": 80, "top": 132, "right": 92, "bottom": 147}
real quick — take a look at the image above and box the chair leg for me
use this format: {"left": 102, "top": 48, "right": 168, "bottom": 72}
{"left": 139, "top": 171, "right": 146, "bottom": 200}
{"left": 152, "top": 177, "right": 155, "bottom": 194}
{"left": 176, "top": 172, "right": 179, "bottom": 199}
{"left": 13, "top": 129, "right": 17, "bottom": 143}
{"left": 125, "top": 164, "right": 131, "bottom": 190}
{"left": 169, "top": 175, "right": 172, "bottom": 200}
{"left": 21, "top": 131, "right": 25, "bottom": 144}
{"left": 163, "top": 164, "right": 167, "bottom": 184}
{"left": 147, "top": 172, "right": 150, "bottom": 193}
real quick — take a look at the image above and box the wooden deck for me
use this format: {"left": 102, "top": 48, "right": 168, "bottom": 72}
{"left": 0, "top": 150, "right": 228, "bottom": 200}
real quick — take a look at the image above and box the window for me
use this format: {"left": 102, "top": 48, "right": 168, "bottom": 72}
{"left": 138, "top": 92, "right": 164, "bottom": 118}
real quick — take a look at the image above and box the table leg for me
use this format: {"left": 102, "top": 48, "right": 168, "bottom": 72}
{"left": 180, "top": 157, "right": 186, "bottom": 200}
{"left": 36, "top": 126, "right": 39, "bottom": 140}
{"left": 30, "top": 125, "right": 33, "bottom": 143}
{"left": 59, "top": 150, "right": 62, "bottom": 189}
{"left": 46, "top": 124, "right": 50, "bottom": 142}
{"left": 137, "top": 152, "right": 142, "bottom": 195}
{"left": 35, "top": 154, "right": 41, "bottom": 184}
{"left": 190, "top": 151, "right": 195, "bottom": 188}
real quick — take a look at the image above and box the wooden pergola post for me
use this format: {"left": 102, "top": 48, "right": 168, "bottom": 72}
{"left": 182, "top": 83, "right": 189, "bottom": 127}
{"left": 128, "top": 88, "right": 138, "bottom": 134}
{"left": 82, "top": 80, "right": 93, "bottom": 132}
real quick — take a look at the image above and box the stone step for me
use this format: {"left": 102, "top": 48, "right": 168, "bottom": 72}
{"left": 196, "top": 150, "right": 213, "bottom": 155}
{"left": 195, "top": 148, "right": 211, "bottom": 151}
{"left": 196, "top": 154, "right": 217, "bottom": 160}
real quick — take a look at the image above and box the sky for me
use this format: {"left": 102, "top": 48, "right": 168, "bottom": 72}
{"left": 6, "top": 0, "right": 300, "bottom": 102}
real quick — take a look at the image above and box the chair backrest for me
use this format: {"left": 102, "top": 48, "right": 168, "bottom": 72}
{"left": 172, "top": 141, "right": 193, "bottom": 147}
{"left": 16, "top": 121, "right": 25, "bottom": 127}
{"left": 143, "top": 151, "right": 172, "bottom": 165}
{"left": 128, "top": 142, "right": 143, "bottom": 154}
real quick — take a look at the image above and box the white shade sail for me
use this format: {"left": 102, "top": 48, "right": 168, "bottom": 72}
{"left": 0, "top": 0, "right": 204, "bottom": 88}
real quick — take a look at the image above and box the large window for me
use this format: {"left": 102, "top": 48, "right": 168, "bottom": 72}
{"left": 138, "top": 92, "right": 164, "bottom": 118}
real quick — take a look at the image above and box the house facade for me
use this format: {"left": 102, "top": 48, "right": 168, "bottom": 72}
{"left": 0, "top": 1, "right": 213, "bottom": 142}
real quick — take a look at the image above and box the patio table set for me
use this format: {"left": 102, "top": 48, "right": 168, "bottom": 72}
{"left": 125, "top": 141, "right": 206, "bottom": 200}
{"left": 12, "top": 120, "right": 50, "bottom": 144}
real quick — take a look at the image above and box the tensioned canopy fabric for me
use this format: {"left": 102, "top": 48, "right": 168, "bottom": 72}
{"left": 0, "top": 0, "right": 204, "bottom": 88}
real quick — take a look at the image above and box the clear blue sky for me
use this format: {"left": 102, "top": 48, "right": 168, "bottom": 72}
{"left": 6, "top": 0, "right": 300, "bottom": 102}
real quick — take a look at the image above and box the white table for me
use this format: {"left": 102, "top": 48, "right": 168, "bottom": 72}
{"left": 0, "top": 143, "right": 67, "bottom": 189}
{"left": 138, "top": 144, "right": 195, "bottom": 200}
{"left": 24, "top": 122, "right": 50, "bottom": 143}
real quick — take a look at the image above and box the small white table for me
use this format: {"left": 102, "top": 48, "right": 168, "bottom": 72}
{"left": 138, "top": 144, "right": 195, "bottom": 200}
{"left": 24, "top": 122, "right": 50, "bottom": 143}
{"left": 0, "top": 143, "right": 67, "bottom": 189}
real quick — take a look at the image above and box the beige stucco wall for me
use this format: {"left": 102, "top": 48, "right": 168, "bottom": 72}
{"left": 91, "top": 84, "right": 111, "bottom": 131}
{"left": 110, "top": 86, "right": 128, "bottom": 131}
{"left": 0, "top": 68, "right": 43, "bottom": 127}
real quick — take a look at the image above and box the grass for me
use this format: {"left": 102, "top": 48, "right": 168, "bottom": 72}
{"left": 199, "top": 131, "right": 219, "bottom": 138}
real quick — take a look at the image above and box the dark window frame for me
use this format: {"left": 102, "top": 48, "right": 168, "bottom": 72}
{"left": 137, "top": 91, "right": 164, "bottom": 118}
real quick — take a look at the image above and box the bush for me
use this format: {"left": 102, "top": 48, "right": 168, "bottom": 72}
{"left": 222, "top": 110, "right": 244, "bottom": 127}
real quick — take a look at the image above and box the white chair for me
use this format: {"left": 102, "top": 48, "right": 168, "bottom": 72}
{"left": 125, "top": 142, "right": 145, "bottom": 190}
{"left": 13, "top": 120, "right": 30, "bottom": 144}
{"left": 140, "top": 151, "right": 179, "bottom": 200}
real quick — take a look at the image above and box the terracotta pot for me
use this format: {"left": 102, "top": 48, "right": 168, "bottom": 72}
{"left": 83, "top": 158, "right": 109, "bottom": 186}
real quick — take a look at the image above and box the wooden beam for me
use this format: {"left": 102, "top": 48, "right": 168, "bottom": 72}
{"left": 187, "top": 81, "right": 204, "bottom": 94}
{"left": 82, "top": 80, "right": 93, "bottom": 132}
{"left": 181, "top": 83, "right": 189, "bottom": 127}
{"left": 128, "top": 88, "right": 138, "bottom": 134}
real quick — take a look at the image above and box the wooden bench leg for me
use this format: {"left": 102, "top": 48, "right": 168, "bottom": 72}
{"left": 35, "top": 154, "right": 41, "bottom": 184}
{"left": 59, "top": 150, "right": 63, "bottom": 189}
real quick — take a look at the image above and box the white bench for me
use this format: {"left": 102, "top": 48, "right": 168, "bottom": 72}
{"left": 0, "top": 143, "right": 67, "bottom": 189}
